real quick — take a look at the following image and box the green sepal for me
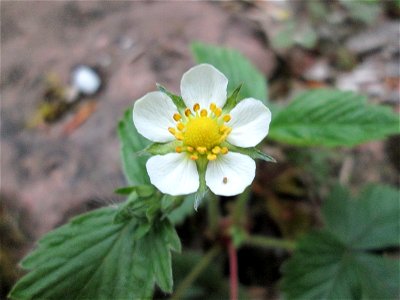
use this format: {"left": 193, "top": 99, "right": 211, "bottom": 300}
{"left": 193, "top": 157, "right": 209, "bottom": 210}
{"left": 145, "top": 141, "right": 181, "bottom": 155}
{"left": 223, "top": 142, "right": 276, "bottom": 163}
{"left": 157, "top": 83, "right": 186, "bottom": 114}
{"left": 222, "top": 83, "right": 243, "bottom": 112}
{"left": 114, "top": 184, "right": 155, "bottom": 197}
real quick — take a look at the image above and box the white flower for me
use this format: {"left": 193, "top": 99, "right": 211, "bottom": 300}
{"left": 133, "top": 64, "right": 271, "bottom": 197}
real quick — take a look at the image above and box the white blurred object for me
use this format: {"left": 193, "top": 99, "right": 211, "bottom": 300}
{"left": 72, "top": 65, "right": 101, "bottom": 95}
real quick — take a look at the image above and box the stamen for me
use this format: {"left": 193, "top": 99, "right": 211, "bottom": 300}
{"left": 219, "top": 125, "right": 229, "bottom": 133}
{"left": 214, "top": 107, "right": 222, "bottom": 117}
{"left": 168, "top": 127, "right": 176, "bottom": 135}
{"left": 200, "top": 109, "right": 207, "bottom": 117}
{"left": 185, "top": 108, "right": 192, "bottom": 117}
{"left": 223, "top": 115, "right": 231, "bottom": 122}
{"left": 196, "top": 147, "right": 207, "bottom": 154}
{"left": 175, "top": 146, "right": 182, "bottom": 153}
{"left": 190, "top": 154, "right": 198, "bottom": 160}
{"left": 175, "top": 132, "right": 184, "bottom": 140}
{"left": 173, "top": 113, "right": 182, "bottom": 121}
{"left": 177, "top": 123, "right": 185, "bottom": 131}
{"left": 212, "top": 146, "right": 221, "bottom": 154}
{"left": 221, "top": 147, "right": 228, "bottom": 154}
{"left": 193, "top": 103, "right": 200, "bottom": 112}
{"left": 207, "top": 153, "right": 217, "bottom": 161}
{"left": 210, "top": 103, "right": 216, "bottom": 111}
{"left": 186, "top": 146, "right": 194, "bottom": 152}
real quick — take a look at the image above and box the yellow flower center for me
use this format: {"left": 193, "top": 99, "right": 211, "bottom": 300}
{"left": 168, "top": 103, "right": 232, "bottom": 161}
{"left": 184, "top": 117, "right": 221, "bottom": 150}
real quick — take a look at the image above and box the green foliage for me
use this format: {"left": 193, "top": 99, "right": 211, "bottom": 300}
{"left": 281, "top": 185, "right": 400, "bottom": 299}
{"left": 271, "top": 20, "right": 317, "bottom": 50}
{"left": 118, "top": 109, "right": 150, "bottom": 185}
{"left": 9, "top": 207, "right": 180, "bottom": 299}
{"left": 191, "top": 42, "right": 268, "bottom": 105}
{"left": 269, "top": 89, "right": 399, "bottom": 147}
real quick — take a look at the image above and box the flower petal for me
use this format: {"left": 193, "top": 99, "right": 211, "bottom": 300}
{"left": 133, "top": 91, "right": 178, "bottom": 142}
{"left": 227, "top": 98, "right": 271, "bottom": 147}
{"left": 146, "top": 153, "right": 199, "bottom": 195}
{"left": 180, "top": 64, "right": 228, "bottom": 109}
{"left": 205, "top": 152, "right": 255, "bottom": 196}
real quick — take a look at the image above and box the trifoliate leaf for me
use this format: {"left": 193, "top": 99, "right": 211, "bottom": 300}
{"left": 269, "top": 89, "right": 399, "bottom": 147}
{"left": 281, "top": 185, "right": 400, "bottom": 300}
{"left": 191, "top": 42, "right": 269, "bottom": 106}
{"left": 118, "top": 109, "right": 150, "bottom": 185}
{"left": 323, "top": 184, "right": 400, "bottom": 250}
{"left": 9, "top": 207, "right": 180, "bottom": 299}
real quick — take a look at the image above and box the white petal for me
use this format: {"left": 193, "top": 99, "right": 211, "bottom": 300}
{"left": 133, "top": 91, "right": 178, "bottom": 142}
{"left": 146, "top": 153, "right": 199, "bottom": 195}
{"left": 227, "top": 98, "right": 271, "bottom": 148}
{"left": 205, "top": 152, "right": 255, "bottom": 196}
{"left": 180, "top": 64, "right": 228, "bottom": 109}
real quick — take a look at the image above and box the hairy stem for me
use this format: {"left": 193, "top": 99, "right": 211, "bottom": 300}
{"left": 207, "top": 193, "right": 219, "bottom": 237}
{"left": 171, "top": 245, "right": 221, "bottom": 300}
{"left": 228, "top": 241, "right": 238, "bottom": 300}
{"left": 244, "top": 235, "right": 296, "bottom": 251}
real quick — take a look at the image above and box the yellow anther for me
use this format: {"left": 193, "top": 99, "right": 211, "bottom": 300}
{"left": 219, "top": 125, "right": 229, "bottom": 133}
{"left": 193, "top": 103, "right": 200, "bottom": 112}
{"left": 168, "top": 127, "right": 176, "bottom": 135}
{"left": 212, "top": 146, "right": 221, "bottom": 154}
{"left": 175, "top": 146, "right": 182, "bottom": 153}
{"left": 207, "top": 153, "right": 217, "bottom": 161}
{"left": 196, "top": 147, "right": 207, "bottom": 154}
{"left": 186, "top": 146, "right": 194, "bottom": 152}
{"left": 175, "top": 132, "right": 184, "bottom": 140}
{"left": 214, "top": 107, "right": 222, "bottom": 117}
{"left": 221, "top": 147, "right": 228, "bottom": 154}
{"left": 185, "top": 108, "right": 192, "bottom": 117}
{"left": 223, "top": 115, "right": 231, "bottom": 122}
{"left": 210, "top": 103, "right": 216, "bottom": 111}
{"left": 177, "top": 122, "right": 185, "bottom": 131}
{"left": 190, "top": 154, "right": 199, "bottom": 160}
{"left": 173, "top": 113, "right": 182, "bottom": 121}
{"left": 200, "top": 109, "right": 207, "bottom": 117}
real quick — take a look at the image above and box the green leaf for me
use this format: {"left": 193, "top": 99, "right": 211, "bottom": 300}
{"left": 191, "top": 42, "right": 268, "bottom": 106}
{"left": 323, "top": 185, "right": 400, "bottom": 250}
{"left": 118, "top": 109, "right": 150, "bottom": 185}
{"left": 269, "top": 89, "right": 399, "bottom": 147}
{"left": 281, "top": 185, "right": 400, "bottom": 299}
{"left": 281, "top": 230, "right": 399, "bottom": 300}
{"left": 114, "top": 184, "right": 155, "bottom": 197}
{"left": 10, "top": 207, "right": 180, "bottom": 299}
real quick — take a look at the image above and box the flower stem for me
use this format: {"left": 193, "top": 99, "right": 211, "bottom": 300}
{"left": 171, "top": 245, "right": 221, "bottom": 300}
{"left": 207, "top": 193, "right": 219, "bottom": 237}
{"left": 228, "top": 241, "right": 238, "bottom": 300}
{"left": 232, "top": 187, "right": 250, "bottom": 225}
{"left": 244, "top": 235, "right": 296, "bottom": 251}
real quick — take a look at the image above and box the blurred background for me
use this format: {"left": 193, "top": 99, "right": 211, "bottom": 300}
{"left": 1, "top": 1, "right": 399, "bottom": 298}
